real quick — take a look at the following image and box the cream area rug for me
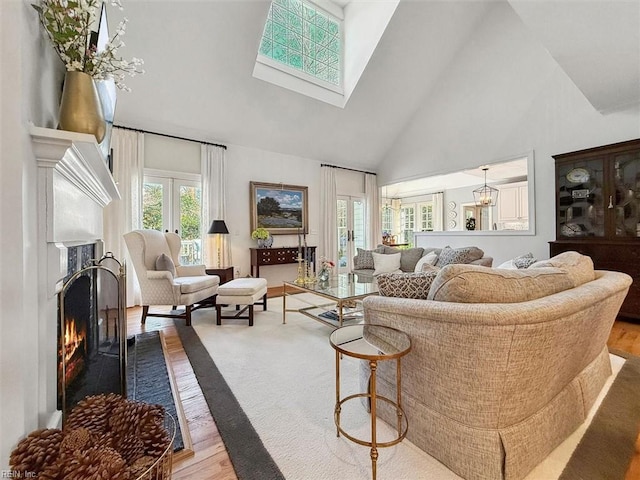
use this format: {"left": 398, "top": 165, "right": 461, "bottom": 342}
{"left": 186, "top": 293, "right": 626, "bottom": 480}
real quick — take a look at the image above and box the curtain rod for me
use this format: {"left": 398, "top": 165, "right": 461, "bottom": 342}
{"left": 113, "top": 124, "right": 227, "bottom": 150}
{"left": 321, "top": 163, "right": 376, "bottom": 176}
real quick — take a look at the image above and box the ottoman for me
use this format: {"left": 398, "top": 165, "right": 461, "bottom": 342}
{"left": 215, "top": 277, "right": 268, "bottom": 326}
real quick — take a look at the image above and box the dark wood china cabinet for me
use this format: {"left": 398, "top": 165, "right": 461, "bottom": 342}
{"left": 550, "top": 139, "right": 640, "bottom": 321}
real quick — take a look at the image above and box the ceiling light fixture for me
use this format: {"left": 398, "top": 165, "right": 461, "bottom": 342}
{"left": 473, "top": 167, "right": 499, "bottom": 207}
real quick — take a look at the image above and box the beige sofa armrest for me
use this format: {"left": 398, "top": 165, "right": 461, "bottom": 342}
{"left": 147, "top": 270, "right": 174, "bottom": 281}
{"left": 142, "top": 271, "right": 177, "bottom": 303}
{"left": 176, "top": 264, "right": 207, "bottom": 277}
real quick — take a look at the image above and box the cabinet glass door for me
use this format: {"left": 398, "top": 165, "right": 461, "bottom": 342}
{"left": 557, "top": 158, "right": 605, "bottom": 237}
{"left": 612, "top": 151, "right": 640, "bottom": 238}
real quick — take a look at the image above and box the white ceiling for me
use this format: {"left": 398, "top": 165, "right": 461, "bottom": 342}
{"left": 111, "top": 0, "right": 639, "bottom": 173}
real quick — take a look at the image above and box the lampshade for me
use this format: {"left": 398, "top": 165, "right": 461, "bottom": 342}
{"left": 473, "top": 168, "right": 499, "bottom": 207}
{"left": 208, "top": 220, "right": 229, "bottom": 234}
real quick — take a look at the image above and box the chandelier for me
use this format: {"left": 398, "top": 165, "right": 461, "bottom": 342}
{"left": 473, "top": 167, "right": 499, "bottom": 207}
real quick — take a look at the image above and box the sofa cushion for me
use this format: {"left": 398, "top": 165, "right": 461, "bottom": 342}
{"left": 354, "top": 247, "right": 384, "bottom": 270}
{"left": 377, "top": 271, "right": 439, "bottom": 299}
{"left": 497, "top": 252, "right": 536, "bottom": 270}
{"left": 435, "top": 246, "right": 485, "bottom": 267}
{"left": 372, "top": 252, "right": 402, "bottom": 275}
{"left": 427, "top": 264, "right": 575, "bottom": 303}
{"left": 155, "top": 253, "right": 176, "bottom": 277}
{"left": 414, "top": 251, "right": 439, "bottom": 272}
{"left": 529, "top": 251, "right": 595, "bottom": 287}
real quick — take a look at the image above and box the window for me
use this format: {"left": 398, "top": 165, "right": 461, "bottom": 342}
{"left": 258, "top": 0, "right": 342, "bottom": 88}
{"left": 400, "top": 205, "right": 415, "bottom": 245}
{"left": 418, "top": 202, "right": 434, "bottom": 231}
{"left": 142, "top": 170, "right": 203, "bottom": 265}
{"left": 381, "top": 205, "right": 394, "bottom": 236}
{"left": 337, "top": 196, "right": 365, "bottom": 272}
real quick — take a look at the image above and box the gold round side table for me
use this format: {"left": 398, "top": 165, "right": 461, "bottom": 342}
{"left": 329, "top": 324, "right": 411, "bottom": 480}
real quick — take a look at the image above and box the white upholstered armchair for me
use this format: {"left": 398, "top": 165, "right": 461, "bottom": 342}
{"left": 123, "top": 229, "right": 219, "bottom": 326}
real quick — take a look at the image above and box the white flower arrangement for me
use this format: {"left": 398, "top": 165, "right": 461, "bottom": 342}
{"left": 32, "top": 0, "right": 144, "bottom": 91}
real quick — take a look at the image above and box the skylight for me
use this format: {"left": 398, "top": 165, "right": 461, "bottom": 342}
{"left": 252, "top": 0, "right": 400, "bottom": 108}
{"left": 258, "top": 0, "right": 342, "bottom": 89}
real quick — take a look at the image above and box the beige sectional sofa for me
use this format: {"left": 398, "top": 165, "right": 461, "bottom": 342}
{"left": 361, "top": 252, "right": 632, "bottom": 480}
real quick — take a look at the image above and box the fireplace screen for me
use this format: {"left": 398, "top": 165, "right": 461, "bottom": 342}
{"left": 58, "top": 252, "right": 126, "bottom": 419}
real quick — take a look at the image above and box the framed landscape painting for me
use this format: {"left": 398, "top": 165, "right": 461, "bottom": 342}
{"left": 250, "top": 181, "right": 308, "bottom": 235}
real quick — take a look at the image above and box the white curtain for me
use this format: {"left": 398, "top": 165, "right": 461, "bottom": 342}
{"left": 364, "top": 173, "right": 380, "bottom": 248}
{"left": 433, "top": 191, "right": 444, "bottom": 231}
{"left": 320, "top": 166, "right": 337, "bottom": 262}
{"left": 103, "top": 127, "right": 144, "bottom": 306}
{"left": 201, "top": 144, "right": 230, "bottom": 268}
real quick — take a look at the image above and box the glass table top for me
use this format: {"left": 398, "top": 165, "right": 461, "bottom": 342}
{"left": 329, "top": 324, "right": 411, "bottom": 360}
{"left": 284, "top": 273, "right": 378, "bottom": 300}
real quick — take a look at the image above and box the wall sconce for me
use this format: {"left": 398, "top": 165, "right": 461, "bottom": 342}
{"left": 473, "top": 167, "right": 499, "bottom": 207}
{"left": 207, "top": 220, "right": 229, "bottom": 268}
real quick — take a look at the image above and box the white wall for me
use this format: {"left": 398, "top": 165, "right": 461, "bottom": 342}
{"left": 145, "top": 134, "right": 200, "bottom": 173}
{"left": 225, "top": 144, "right": 322, "bottom": 287}
{"left": 379, "top": 2, "right": 640, "bottom": 264}
{"left": 1, "top": 0, "right": 65, "bottom": 467}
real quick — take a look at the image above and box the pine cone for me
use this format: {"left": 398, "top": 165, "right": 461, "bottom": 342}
{"left": 38, "top": 463, "right": 62, "bottom": 480}
{"left": 117, "top": 433, "right": 146, "bottom": 465}
{"left": 9, "top": 428, "right": 63, "bottom": 475}
{"left": 138, "top": 404, "right": 165, "bottom": 433}
{"left": 59, "top": 427, "right": 94, "bottom": 457}
{"left": 140, "top": 421, "right": 171, "bottom": 458}
{"left": 61, "top": 445, "right": 130, "bottom": 480}
{"left": 95, "top": 430, "right": 116, "bottom": 450}
{"left": 109, "top": 399, "right": 149, "bottom": 438}
{"left": 129, "top": 455, "right": 156, "bottom": 478}
{"left": 65, "top": 393, "right": 125, "bottom": 435}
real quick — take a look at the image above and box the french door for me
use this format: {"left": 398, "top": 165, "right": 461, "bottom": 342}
{"left": 337, "top": 196, "right": 366, "bottom": 273}
{"left": 142, "top": 171, "right": 202, "bottom": 265}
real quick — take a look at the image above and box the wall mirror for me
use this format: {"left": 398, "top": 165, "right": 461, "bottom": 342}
{"left": 380, "top": 152, "right": 535, "bottom": 242}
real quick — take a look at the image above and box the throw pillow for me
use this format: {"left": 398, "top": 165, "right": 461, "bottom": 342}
{"left": 513, "top": 253, "right": 537, "bottom": 269}
{"left": 421, "top": 263, "right": 440, "bottom": 273}
{"left": 354, "top": 247, "right": 384, "bottom": 270}
{"left": 497, "top": 253, "right": 536, "bottom": 270}
{"left": 377, "top": 271, "right": 439, "bottom": 299}
{"left": 155, "top": 253, "right": 176, "bottom": 277}
{"left": 435, "top": 246, "right": 485, "bottom": 267}
{"left": 414, "top": 251, "right": 439, "bottom": 272}
{"left": 399, "top": 247, "right": 425, "bottom": 272}
{"left": 372, "top": 252, "right": 402, "bottom": 275}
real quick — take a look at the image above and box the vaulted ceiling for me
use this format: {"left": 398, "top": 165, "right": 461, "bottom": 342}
{"left": 112, "top": 0, "right": 640, "bottom": 172}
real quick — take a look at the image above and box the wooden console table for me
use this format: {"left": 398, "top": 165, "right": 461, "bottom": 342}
{"left": 250, "top": 246, "right": 316, "bottom": 278}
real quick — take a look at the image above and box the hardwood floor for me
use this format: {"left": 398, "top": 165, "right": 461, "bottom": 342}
{"left": 127, "top": 306, "right": 640, "bottom": 480}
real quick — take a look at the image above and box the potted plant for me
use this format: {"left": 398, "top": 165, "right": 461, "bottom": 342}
{"left": 251, "top": 227, "right": 272, "bottom": 248}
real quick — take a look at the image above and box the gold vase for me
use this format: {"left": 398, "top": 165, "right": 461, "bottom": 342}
{"left": 58, "top": 71, "right": 106, "bottom": 143}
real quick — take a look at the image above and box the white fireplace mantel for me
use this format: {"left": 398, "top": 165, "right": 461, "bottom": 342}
{"left": 30, "top": 125, "right": 120, "bottom": 207}
{"left": 29, "top": 124, "right": 120, "bottom": 430}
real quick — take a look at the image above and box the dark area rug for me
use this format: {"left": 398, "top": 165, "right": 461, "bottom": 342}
{"left": 127, "top": 331, "right": 184, "bottom": 452}
{"left": 174, "top": 320, "right": 284, "bottom": 480}
{"left": 560, "top": 354, "right": 640, "bottom": 479}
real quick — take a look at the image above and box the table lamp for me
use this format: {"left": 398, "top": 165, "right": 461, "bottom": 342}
{"left": 207, "top": 220, "right": 229, "bottom": 268}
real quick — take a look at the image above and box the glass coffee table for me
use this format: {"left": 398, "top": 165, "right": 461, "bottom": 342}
{"left": 282, "top": 273, "right": 378, "bottom": 328}
{"left": 330, "top": 324, "right": 411, "bottom": 480}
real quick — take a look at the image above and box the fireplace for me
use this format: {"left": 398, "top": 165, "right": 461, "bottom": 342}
{"left": 30, "top": 126, "right": 121, "bottom": 430}
{"left": 58, "top": 246, "right": 127, "bottom": 418}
